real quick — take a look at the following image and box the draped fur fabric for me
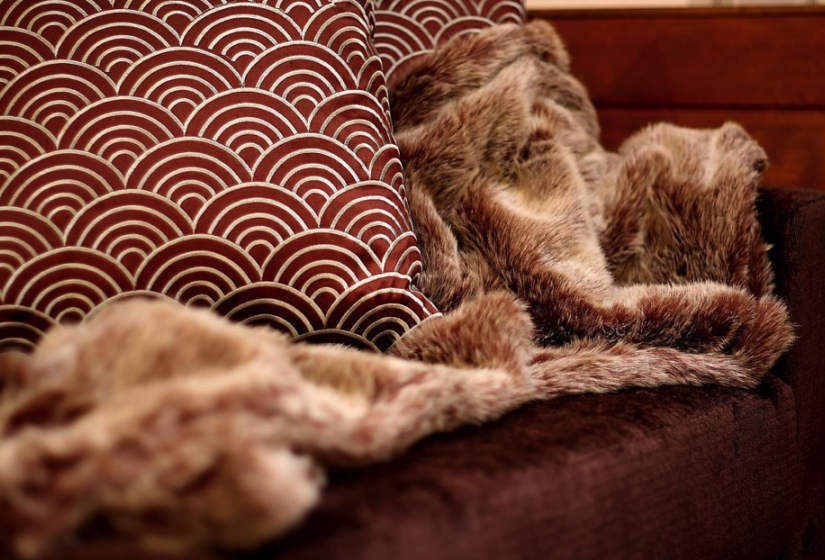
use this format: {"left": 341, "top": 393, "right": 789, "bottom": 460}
{"left": 0, "top": 21, "right": 793, "bottom": 558}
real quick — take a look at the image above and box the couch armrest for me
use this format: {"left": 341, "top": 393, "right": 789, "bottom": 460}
{"left": 758, "top": 188, "right": 825, "bottom": 380}
{"left": 756, "top": 187, "right": 825, "bottom": 508}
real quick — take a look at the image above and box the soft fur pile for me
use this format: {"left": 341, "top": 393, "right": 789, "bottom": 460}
{"left": 0, "top": 21, "right": 793, "bottom": 558}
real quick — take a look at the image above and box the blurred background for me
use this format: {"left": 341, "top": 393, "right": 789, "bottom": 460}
{"left": 527, "top": 0, "right": 825, "bottom": 192}
{"left": 528, "top": 1, "right": 823, "bottom": 7}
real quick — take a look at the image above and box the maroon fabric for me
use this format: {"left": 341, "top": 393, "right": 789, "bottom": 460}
{"left": 0, "top": 0, "right": 438, "bottom": 353}
{"left": 757, "top": 187, "right": 825, "bottom": 560}
{"left": 50, "top": 187, "right": 825, "bottom": 560}
{"left": 373, "top": 0, "right": 525, "bottom": 83}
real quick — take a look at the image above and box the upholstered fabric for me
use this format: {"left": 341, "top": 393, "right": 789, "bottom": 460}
{"left": 46, "top": 188, "right": 825, "bottom": 560}
{"left": 0, "top": 0, "right": 438, "bottom": 353}
{"left": 373, "top": 0, "right": 525, "bottom": 83}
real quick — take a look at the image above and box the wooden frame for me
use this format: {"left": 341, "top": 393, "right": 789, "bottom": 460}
{"left": 530, "top": 6, "right": 825, "bottom": 190}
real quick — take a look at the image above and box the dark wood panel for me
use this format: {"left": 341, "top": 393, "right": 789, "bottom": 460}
{"left": 531, "top": 8, "right": 825, "bottom": 109}
{"left": 596, "top": 108, "right": 825, "bottom": 190}
{"left": 533, "top": 6, "right": 825, "bottom": 18}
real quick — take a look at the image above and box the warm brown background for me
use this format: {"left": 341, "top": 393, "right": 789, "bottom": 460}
{"left": 531, "top": 6, "right": 825, "bottom": 191}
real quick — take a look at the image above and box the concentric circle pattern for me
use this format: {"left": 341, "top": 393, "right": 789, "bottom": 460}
{"left": 374, "top": 0, "right": 525, "bottom": 83}
{"left": 0, "top": 0, "right": 438, "bottom": 353}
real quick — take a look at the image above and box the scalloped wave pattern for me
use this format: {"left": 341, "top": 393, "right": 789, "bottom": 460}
{"left": 374, "top": 0, "right": 525, "bottom": 82}
{"left": 0, "top": 0, "right": 438, "bottom": 353}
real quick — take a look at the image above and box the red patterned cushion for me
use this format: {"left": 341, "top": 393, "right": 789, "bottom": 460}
{"left": 0, "top": 0, "right": 438, "bottom": 353}
{"left": 373, "top": 0, "right": 525, "bottom": 83}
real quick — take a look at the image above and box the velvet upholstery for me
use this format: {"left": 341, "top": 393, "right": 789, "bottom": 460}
{"left": 50, "top": 187, "right": 825, "bottom": 559}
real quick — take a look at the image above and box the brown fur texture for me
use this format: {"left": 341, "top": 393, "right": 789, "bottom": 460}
{"left": 0, "top": 21, "right": 793, "bottom": 558}
{"left": 391, "top": 20, "right": 792, "bottom": 381}
{"left": 0, "top": 294, "right": 537, "bottom": 558}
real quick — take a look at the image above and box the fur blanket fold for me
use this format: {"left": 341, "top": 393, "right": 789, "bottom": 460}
{"left": 0, "top": 21, "right": 793, "bottom": 558}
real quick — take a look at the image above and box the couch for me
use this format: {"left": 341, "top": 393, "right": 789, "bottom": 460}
{"left": 51, "top": 187, "right": 825, "bottom": 560}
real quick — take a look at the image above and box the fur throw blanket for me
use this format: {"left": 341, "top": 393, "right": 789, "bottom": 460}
{"left": 0, "top": 21, "right": 793, "bottom": 558}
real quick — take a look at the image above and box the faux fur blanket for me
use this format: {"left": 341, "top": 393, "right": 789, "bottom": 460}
{"left": 0, "top": 21, "right": 793, "bottom": 558}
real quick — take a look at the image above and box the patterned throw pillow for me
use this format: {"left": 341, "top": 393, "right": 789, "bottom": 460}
{"left": 373, "top": 0, "right": 525, "bottom": 83}
{"left": 0, "top": 0, "right": 438, "bottom": 353}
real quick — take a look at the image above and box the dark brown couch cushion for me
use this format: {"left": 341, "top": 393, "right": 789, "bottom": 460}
{"left": 52, "top": 188, "right": 825, "bottom": 560}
